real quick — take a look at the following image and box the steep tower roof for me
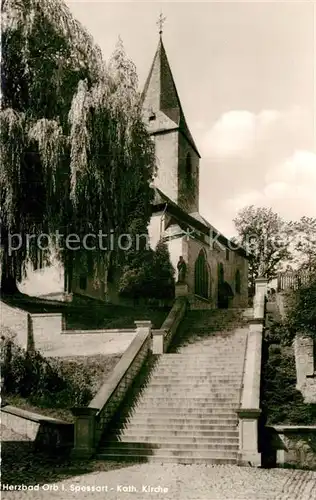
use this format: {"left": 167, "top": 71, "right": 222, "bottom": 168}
{"left": 142, "top": 37, "right": 200, "bottom": 158}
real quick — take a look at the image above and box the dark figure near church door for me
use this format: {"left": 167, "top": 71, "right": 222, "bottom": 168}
{"left": 218, "top": 281, "right": 234, "bottom": 309}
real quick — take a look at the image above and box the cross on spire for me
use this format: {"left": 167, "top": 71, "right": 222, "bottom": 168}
{"left": 157, "top": 12, "right": 166, "bottom": 36}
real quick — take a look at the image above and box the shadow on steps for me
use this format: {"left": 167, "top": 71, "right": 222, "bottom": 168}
{"left": 168, "top": 308, "right": 248, "bottom": 353}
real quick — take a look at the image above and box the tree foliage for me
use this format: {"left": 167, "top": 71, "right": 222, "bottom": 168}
{"left": 285, "top": 273, "right": 316, "bottom": 341}
{"left": 287, "top": 216, "right": 316, "bottom": 272}
{"left": 234, "top": 206, "right": 291, "bottom": 290}
{"left": 119, "top": 240, "right": 175, "bottom": 302}
{"left": 1, "top": 0, "right": 156, "bottom": 293}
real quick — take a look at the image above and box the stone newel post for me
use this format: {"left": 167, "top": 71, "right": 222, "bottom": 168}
{"left": 152, "top": 329, "right": 167, "bottom": 354}
{"left": 71, "top": 407, "right": 98, "bottom": 459}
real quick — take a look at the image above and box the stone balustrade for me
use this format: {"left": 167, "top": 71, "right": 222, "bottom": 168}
{"left": 71, "top": 320, "right": 152, "bottom": 458}
{"left": 237, "top": 277, "right": 268, "bottom": 467}
{"left": 151, "top": 296, "right": 188, "bottom": 354}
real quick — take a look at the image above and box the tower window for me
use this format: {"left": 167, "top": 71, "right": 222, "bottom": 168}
{"left": 185, "top": 152, "right": 192, "bottom": 185}
{"left": 226, "top": 249, "right": 230, "bottom": 261}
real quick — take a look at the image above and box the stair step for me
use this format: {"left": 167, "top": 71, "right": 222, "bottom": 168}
{"left": 127, "top": 417, "right": 237, "bottom": 425}
{"left": 136, "top": 401, "right": 239, "bottom": 408}
{"left": 115, "top": 435, "right": 239, "bottom": 444}
{"left": 119, "top": 422, "right": 238, "bottom": 431}
{"left": 112, "top": 428, "right": 239, "bottom": 437}
{"left": 145, "top": 384, "right": 241, "bottom": 389}
{"left": 129, "top": 410, "right": 237, "bottom": 418}
{"left": 98, "top": 447, "right": 238, "bottom": 458}
{"left": 96, "top": 453, "right": 237, "bottom": 465}
{"left": 151, "top": 374, "right": 242, "bottom": 378}
{"left": 142, "top": 391, "right": 240, "bottom": 397}
{"left": 107, "top": 441, "right": 238, "bottom": 451}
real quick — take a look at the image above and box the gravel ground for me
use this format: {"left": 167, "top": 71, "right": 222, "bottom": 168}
{"left": 1, "top": 425, "right": 316, "bottom": 500}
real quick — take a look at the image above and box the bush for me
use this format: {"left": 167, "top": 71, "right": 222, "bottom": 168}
{"left": 261, "top": 318, "right": 316, "bottom": 425}
{"left": 1, "top": 338, "right": 92, "bottom": 408}
{"left": 119, "top": 240, "right": 175, "bottom": 301}
{"left": 285, "top": 275, "right": 316, "bottom": 342}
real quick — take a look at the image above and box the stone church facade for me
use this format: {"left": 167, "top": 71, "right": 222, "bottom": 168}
{"left": 145, "top": 37, "right": 248, "bottom": 309}
{"left": 20, "top": 35, "right": 248, "bottom": 308}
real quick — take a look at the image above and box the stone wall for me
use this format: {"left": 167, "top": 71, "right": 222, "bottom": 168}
{"left": 26, "top": 314, "right": 136, "bottom": 357}
{"left": 182, "top": 235, "right": 248, "bottom": 308}
{"left": 294, "top": 335, "right": 316, "bottom": 403}
{"left": 1, "top": 405, "right": 73, "bottom": 452}
{"left": 264, "top": 426, "right": 316, "bottom": 470}
{"left": 30, "top": 313, "right": 63, "bottom": 353}
{"left": 177, "top": 132, "right": 199, "bottom": 213}
{"left": 153, "top": 130, "right": 179, "bottom": 204}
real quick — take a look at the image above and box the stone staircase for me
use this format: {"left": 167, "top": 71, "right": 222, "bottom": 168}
{"left": 97, "top": 309, "right": 249, "bottom": 464}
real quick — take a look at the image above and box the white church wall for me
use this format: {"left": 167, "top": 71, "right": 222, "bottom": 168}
{"left": 19, "top": 257, "right": 64, "bottom": 298}
{"left": 148, "top": 213, "right": 163, "bottom": 250}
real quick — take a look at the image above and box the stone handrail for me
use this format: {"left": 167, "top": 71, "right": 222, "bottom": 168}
{"left": 152, "top": 296, "right": 188, "bottom": 354}
{"left": 237, "top": 277, "right": 268, "bottom": 466}
{"left": 71, "top": 298, "right": 189, "bottom": 457}
{"left": 1, "top": 405, "right": 73, "bottom": 451}
{"left": 71, "top": 320, "right": 152, "bottom": 457}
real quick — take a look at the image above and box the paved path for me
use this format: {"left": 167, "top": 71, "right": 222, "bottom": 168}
{"left": 1, "top": 461, "right": 315, "bottom": 499}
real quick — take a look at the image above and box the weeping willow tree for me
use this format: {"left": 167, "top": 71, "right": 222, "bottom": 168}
{"left": 1, "top": 0, "right": 156, "bottom": 294}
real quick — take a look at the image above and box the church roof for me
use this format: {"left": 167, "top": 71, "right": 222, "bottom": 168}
{"left": 142, "top": 37, "right": 200, "bottom": 158}
{"left": 152, "top": 187, "right": 248, "bottom": 259}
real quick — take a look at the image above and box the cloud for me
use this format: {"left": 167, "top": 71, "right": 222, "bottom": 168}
{"left": 198, "top": 107, "right": 315, "bottom": 236}
{"left": 225, "top": 150, "right": 316, "bottom": 222}
{"left": 201, "top": 106, "right": 311, "bottom": 160}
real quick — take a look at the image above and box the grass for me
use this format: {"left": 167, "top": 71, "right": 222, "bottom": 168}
{"left": 3, "top": 353, "right": 121, "bottom": 422}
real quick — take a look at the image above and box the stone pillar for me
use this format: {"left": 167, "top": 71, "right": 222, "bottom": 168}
{"left": 61, "top": 314, "right": 67, "bottom": 332}
{"left": 237, "top": 408, "right": 262, "bottom": 466}
{"left": 254, "top": 277, "right": 268, "bottom": 320}
{"left": 27, "top": 314, "right": 35, "bottom": 352}
{"left": 152, "top": 329, "right": 166, "bottom": 354}
{"left": 175, "top": 282, "right": 189, "bottom": 298}
{"left": 134, "top": 320, "right": 152, "bottom": 337}
{"left": 71, "top": 407, "right": 98, "bottom": 458}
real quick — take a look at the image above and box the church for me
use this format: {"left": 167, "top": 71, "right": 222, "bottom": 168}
{"left": 20, "top": 32, "right": 249, "bottom": 309}
{"left": 142, "top": 34, "right": 249, "bottom": 309}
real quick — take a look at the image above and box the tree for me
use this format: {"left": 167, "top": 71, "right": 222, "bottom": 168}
{"left": 234, "top": 206, "right": 291, "bottom": 291}
{"left": 1, "top": 1, "right": 156, "bottom": 293}
{"left": 119, "top": 240, "right": 175, "bottom": 303}
{"left": 287, "top": 216, "right": 316, "bottom": 272}
{"left": 1, "top": 0, "right": 101, "bottom": 293}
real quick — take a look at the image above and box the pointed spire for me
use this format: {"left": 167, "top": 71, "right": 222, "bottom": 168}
{"left": 156, "top": 12, "right": 166, "bottom": 37}
{"left": 142, "top": 35, "right": 200, "bottom": 157}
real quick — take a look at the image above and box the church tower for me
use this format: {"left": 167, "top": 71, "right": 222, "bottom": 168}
{"left": 142, "top": 34, "right": 200, "bottom": 214}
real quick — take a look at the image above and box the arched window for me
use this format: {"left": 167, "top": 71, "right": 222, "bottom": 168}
{"left": 194, "top": 250, "right": 209, "bottom": 299}
{"left": 235, "top": 269, "right": 241, "bottom": 294}
{"left": 185, "top": 152, "right": 192, "bottom": 186}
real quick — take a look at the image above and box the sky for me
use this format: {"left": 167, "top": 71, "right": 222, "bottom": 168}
{"left": 66, "top": 0, "right": 315, "bottom": 238}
